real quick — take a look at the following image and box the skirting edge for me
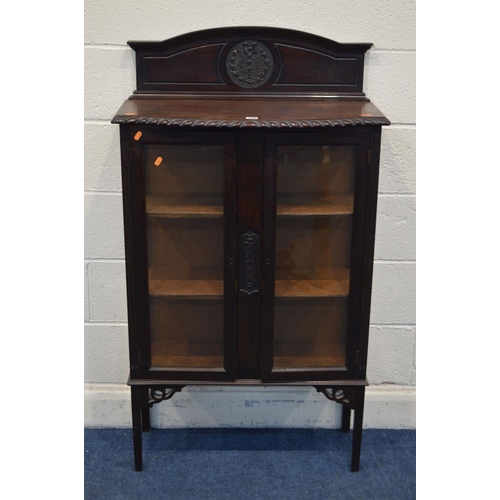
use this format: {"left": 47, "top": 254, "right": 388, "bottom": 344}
{"left": 84, "top": 383, "right": 415, "bottom": 429}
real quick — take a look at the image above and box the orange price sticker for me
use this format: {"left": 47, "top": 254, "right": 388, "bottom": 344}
{"left": 154, "top": 157, "right": 163, "bottom": 167}
{"left": 134, "top": 131, "right": 143, "bottom": 141}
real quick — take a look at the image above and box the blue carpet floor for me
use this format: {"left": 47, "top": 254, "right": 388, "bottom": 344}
{"left": 85, "top": 428, "right": 415, "bottom": 499}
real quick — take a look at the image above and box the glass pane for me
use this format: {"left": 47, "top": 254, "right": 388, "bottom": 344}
{"left": 274, "top": 298, "right": 348, "bottom": 368}
{"left": 145, "top": 144, "right": 224, "bottom": 369}
{"left": 274, "top": 145, "right": 355, "bottom": 369}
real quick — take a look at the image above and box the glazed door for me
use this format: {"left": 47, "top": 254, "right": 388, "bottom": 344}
{"left": 262, "top": 131, "right": 372, "bottom": 381}
{"left": 125, "top": 129, "right": 237, "bottom": 381}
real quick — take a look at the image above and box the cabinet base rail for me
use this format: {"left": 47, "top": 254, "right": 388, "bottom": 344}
{"left": 129, "top": 382, "right": 366, "bottom": 472}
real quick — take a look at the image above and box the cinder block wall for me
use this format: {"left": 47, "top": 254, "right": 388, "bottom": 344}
{"left": 84, "top": 0, "right": 416, "bottom": 428}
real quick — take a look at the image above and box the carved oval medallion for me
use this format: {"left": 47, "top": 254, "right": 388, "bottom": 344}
{"left": 226, "top": 40, "right": 274, "bottom": 88}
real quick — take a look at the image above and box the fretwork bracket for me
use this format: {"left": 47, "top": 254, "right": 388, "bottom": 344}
{"left": 315, "top": 387, "right": 352, "bottom": 407}
{"left": 148, "top": 386, "right": 185, "bottom": 407}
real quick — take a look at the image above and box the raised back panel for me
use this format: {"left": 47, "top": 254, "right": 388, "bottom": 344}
{"left": 128, "top": 27, "right": 372, "bottom": 98}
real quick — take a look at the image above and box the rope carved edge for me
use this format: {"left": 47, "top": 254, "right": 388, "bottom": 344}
{"left": 112, "top": 116, "right": 390, "bottom": 128}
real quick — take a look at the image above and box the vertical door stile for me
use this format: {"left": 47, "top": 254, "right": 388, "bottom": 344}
{"left": 356, "top": 129, "right": 381, "bottom": 380}
{"left": 129, "top": 130, "right": 151, "bottom": 377}
{"left": 261, "top": 135, "right": 277, "bottom": 381}
{"left": 346, "top": 136, "right": 371, "bottom": 379}
{"left": 224, "top": 133, "right": 238, "bottom": 379}
{"left": 121, "top": 125, "right": 140, "bottom": 378}
{"left": 235, "top": 131, "right": 265, "bottom": 379}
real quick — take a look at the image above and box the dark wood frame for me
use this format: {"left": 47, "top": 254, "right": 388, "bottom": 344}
{"left": 113, "top": 26, "right": 389, "bottom": 473}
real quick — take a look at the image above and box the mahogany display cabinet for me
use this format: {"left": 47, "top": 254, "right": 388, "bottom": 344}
{"left": 112, "top": 27, "right": 390, "bottom": 472}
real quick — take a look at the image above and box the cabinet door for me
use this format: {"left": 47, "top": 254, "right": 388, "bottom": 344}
{"left": 262, "top": 131, "right": 372, "bottom": 381}
{"left": 124, "top": 129, "right": 237, "bottom": 381}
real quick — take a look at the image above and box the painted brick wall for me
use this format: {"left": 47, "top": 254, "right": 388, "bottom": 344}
{"left": 84, "top": 0, "right": 416, "bottom": 427}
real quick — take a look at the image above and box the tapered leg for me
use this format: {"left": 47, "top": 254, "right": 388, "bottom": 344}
{"left": 341, "top": 405, "right": 351, "bottom": 433}
{"left": 131, "top": 386, "right": 143, "bottom": 471}
{"left": 351, "top": 387, "right": 365, "bottom": 472}
{"left": 141, "top": 388, "right": 151, "bottom": 432}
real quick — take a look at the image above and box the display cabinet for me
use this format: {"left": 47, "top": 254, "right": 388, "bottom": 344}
{"left": 112, "top": 26, "right": 390, "bottom": 472}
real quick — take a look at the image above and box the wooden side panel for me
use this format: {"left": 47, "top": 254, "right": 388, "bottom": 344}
{"left": 356, "top": 127, "right": 382, "bottom": 380}
{"left": 141, "top": 44, "right": 225, "bottom": 85}
{"left": 275, "top": 44, "right": 359, "bottom": 87}
{"left": 121, "top": 124, "right": 151, "bottom": 378}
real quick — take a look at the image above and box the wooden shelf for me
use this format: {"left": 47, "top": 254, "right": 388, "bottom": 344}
{"left": 149, "top": 279, "right": 223, "bottom": 299}
{"left": 149, "top": 275, "right": 349, "bottom": 299}
{"left": 275, "top": 269, "right": 350, "bottom": 298}
{"left": 277, "top": 195, "right": 354, "bottom": 217}
{"left": 146, "top": 195, "right": 353, "bottom": 218}
{"left": 146, "top": 195, "right": 223, "bottom": 218}
{"left": 151, "top": 354, "right": 223, "bottom": 369}
{"left": 273, "top": 355, "right": 346, "bottom": 369}
{"left": 151, "top": 355, "right": 345, "bottom": 370}
{"left": 275, "top": 279, "right": 349, "bottom": 297}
